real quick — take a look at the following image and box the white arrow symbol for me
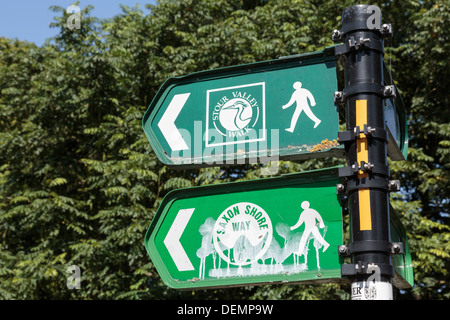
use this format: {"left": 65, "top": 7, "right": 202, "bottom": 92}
{"left": 158, "top": 93, "right": 190, "bottom": 151}
{"left": 163, "top": 208, "right": 195, "bottom": 271}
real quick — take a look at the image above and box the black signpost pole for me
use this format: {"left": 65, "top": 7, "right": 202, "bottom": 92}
{"left": 333, "top": 4, "right": 398, "bottom": 300}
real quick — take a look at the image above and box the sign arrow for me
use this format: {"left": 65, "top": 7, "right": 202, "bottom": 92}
{"left": 163, "top": 208, "right": 195, "bottom": 271}
{"left": 157, "top": 93, "right": 190, "bottom": 151}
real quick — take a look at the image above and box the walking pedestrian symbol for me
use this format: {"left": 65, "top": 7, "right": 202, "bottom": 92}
{"left": 282, "top": 81, "right": 321, "bottom": 132}
{"left": 290, "top": 201, "right": 330, "bottom": 268}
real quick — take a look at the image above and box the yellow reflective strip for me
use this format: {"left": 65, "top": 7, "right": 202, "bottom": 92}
{"left": 358, "top": 188, "right": 372, "bottom": 230}
{"left": 356, "top": 99, "right": 372, "bottom": 230}
{"left": 356, "top": 100, "right": 369, "bottom": 177}
{"left": 355, "top": 99, "right": 368, "bottom": 138}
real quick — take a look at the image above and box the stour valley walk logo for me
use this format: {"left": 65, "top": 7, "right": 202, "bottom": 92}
{"left": 206, "top": 83, "right": 266, "bottom": 147}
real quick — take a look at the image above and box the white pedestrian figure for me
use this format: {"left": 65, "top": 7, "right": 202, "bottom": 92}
{"left": 282, "top": 81, "right": 321, "bottom": 132}
{"left": 290, "top": 201, "right": 329, "bottom": 257}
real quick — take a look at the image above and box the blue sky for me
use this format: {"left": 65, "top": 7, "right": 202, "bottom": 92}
{"left": 0, "top": 1, "right": 156, "bottom": 46}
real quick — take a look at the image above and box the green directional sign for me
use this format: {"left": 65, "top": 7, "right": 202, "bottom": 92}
{"left": 145, "top": 167, "right": 344, "bottom": 289}
{"left": 390, "top": 205, "right": 414, "bottom": 289}
{"left": 383, "top": 62, "right": 409, "bottom": 161}
{"left": 142, "top": 48, "right": 342, "bottom": 168}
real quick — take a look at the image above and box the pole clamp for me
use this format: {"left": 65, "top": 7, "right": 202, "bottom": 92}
{"left": 334, "top": 35, "right": 384, "bottom": 56}
{"left": 338, "top": 125, "right": 388, "bottom": 143}
{"left": 341, "top": 262, "right": 394, "bottom": 278}
{"left": 338, "top": 241, "right": 404, "bottom": 256}
{"left": 332, "top": 23, "right": 392, "bottom": 43}
{"left": 338, "top": 161, "right": 390, "bottom": 178}
{"left": 334, "top": 84, "right": 396, "bottom": 103}
{"left": 336, "top": 177, "right": 399, "bottom": 194}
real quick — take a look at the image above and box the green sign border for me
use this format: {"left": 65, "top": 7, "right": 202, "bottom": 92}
{"left": 142, "top": 47, "right": 344, "bottom": 169}
{"left": 390, "top": 205, "right": 414, "bottom": 289}
{"left": 145, "top": 167, "right": 345, "bottom": 290}
{"left": 383, "top": 62, "right": 409, "bottom": 161}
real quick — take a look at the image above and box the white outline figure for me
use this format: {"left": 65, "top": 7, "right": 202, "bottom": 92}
{"left": 282, "top": 81, "right": 321, "bottom": 132}
{"left": 290, "top": 201, "right": 329, "bottom": 257}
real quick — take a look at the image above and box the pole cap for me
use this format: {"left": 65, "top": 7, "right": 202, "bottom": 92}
{"left": 342, "top": 4, "right": 382, "bottom": 34}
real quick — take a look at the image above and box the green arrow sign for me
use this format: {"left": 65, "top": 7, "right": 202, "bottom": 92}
{"left": 390, "top": 205, "right": 414, "bottom": 289}
{"left": 145, "top": 167, "right": 344, "bottom": 289}
{"left": 142, "top": 48, "right": 342, "bottom": 168}
{"left": 383, "top": 62, "right": 409, "bottom": 161}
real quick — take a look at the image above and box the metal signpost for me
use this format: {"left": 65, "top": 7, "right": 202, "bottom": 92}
{"left": 145, "top": 168, "right": 344, "bottom": 289}
{"left": 332, "top": 4, "right": 411, "bottom": 300}
{"left": 142, "top": 4, "right": 413, "bottom": 300}
{"left": 142, "top": 49, "right": 341, "bottom": 168}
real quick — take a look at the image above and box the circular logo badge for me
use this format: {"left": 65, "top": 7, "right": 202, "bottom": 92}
{"left": 218, "top": 98, "right": 253, "bottom": 132}
{"left": 213, "top": 202, "right": 272, "bottom": 266}
{"left": 211, "top": 90, "right": 260, "bottom": 138}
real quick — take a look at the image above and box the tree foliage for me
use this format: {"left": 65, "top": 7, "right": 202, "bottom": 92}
{"left": 0, "top": 0, "right": 448, "bottom": 299}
